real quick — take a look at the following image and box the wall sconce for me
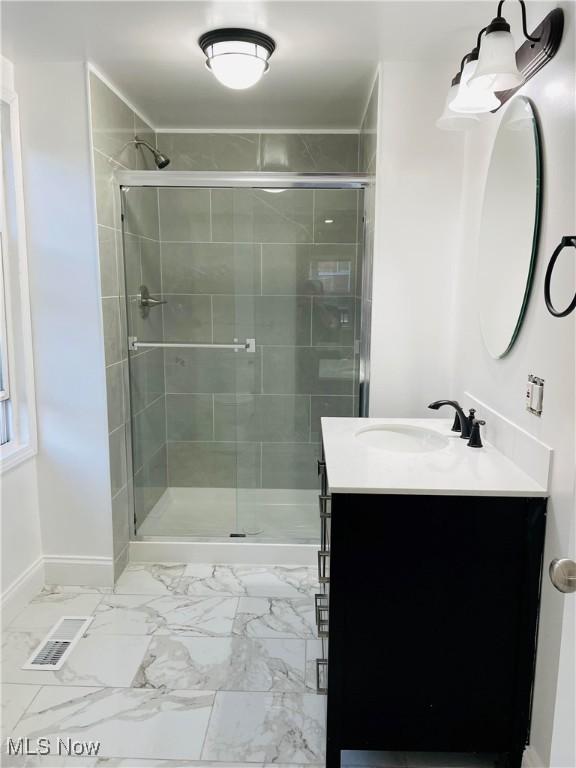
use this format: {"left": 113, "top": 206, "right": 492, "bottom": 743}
{"left": 437, "top": 1, "right": 564, "bottom": 130}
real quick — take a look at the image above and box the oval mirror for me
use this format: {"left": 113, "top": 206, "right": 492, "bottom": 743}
{"left": 478, "top": 96, "right": 542, "bottom": 359}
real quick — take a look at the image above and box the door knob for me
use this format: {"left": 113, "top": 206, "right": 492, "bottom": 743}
{"left": 549, "top": 559, "right": 576, "bottom": 593}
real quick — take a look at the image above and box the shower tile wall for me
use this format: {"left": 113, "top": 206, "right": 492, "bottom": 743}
{"left": 155, "top": 132, "right": 361, "bottom": 491}
{"left": 89, "top": 72, "right": 166, "bottom": 572}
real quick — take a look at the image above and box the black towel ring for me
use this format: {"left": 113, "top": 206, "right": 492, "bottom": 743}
{"left": 544, "top": 236, "right": 576, "bottom": 317}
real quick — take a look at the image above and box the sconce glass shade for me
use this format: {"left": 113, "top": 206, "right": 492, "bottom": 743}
{"left": 470, "top": 30, "right": 524, "bottom": 91}
{"left": 449, "top": 59, "right": 501, "bottom": 114}
{"left": 436, "top": 84, "right": 481, "bottom": 130}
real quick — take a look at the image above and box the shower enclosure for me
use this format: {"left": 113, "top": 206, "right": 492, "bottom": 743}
{"left": 119, "top": 172, "right": 371, "bottom": 543}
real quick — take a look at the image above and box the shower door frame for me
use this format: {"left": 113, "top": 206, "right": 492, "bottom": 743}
{"left": 116, "top": 170, "right": 374, "bottom": 543}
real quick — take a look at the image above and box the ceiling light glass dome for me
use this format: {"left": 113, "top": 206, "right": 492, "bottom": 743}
{"left": 199, "top": 29, "right": 276, "bottom": 90}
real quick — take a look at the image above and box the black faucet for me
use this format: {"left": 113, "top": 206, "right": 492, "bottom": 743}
{"left": 428, "top": 400, "right": 472, "bottom": 439}
{"left": 467, "top": 418, "right": 486, "bottom": 448}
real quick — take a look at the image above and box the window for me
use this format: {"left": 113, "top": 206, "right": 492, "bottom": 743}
{"left": 0, "top": 57, "right": 37, "bottom": 470}
{"left": 0, "top": 232, "right": 11, "bottom": 446}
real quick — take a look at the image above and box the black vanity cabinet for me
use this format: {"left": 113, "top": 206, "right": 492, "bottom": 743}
{"left": 315, "top": 451, "right": 547, "bottom": 768}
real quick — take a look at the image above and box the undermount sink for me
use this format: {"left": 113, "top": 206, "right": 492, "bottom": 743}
{"left": 354, "top": 424, "right": 450, "bottom": 454}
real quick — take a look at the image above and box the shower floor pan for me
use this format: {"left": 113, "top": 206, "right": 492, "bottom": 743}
{"left": 138, "top": 487, "right": 320, "bottom": 543}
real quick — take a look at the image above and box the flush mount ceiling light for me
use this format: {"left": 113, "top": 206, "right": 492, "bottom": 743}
{"left": 438, "top": 1, "right": 564, "bottom": 129}
{"left": 199, "top": 28, "right": 276, "bottom": 90}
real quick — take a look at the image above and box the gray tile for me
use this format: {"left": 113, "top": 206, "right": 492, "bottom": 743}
{"left": 312, "top": 296, "right": 355, "bottom": 347}
{"left": 165, "top": 347, "right": 261, "bottom": 395}
{"left": 122, "top": 232, "right": 141, "bottom": 296}
{"left": 90, "top": 72, "right": 135, "bottom": 166}
{"left": 102, "top": 297, "right": 123, "bottom": 365}
{"left": 213, "top": 296, "right": 311, "bottom": 347}
{"left": 166, "top": 394, "right": 213, "bottom": 441}
{"left": 133, "top": 396, "right": 166, "bottom": 471}
{"left": 112, "top": 486, "right": 130, "bottom": 560}
{"left": 158, "top": 133, "right": 259, "bottom": 171}
{"left": 106, "top": 361, "right": 126, "bottom": 432}
{"left": 261, "top": 444, "right": 320, "bottom": 489}
{"left": 134, "top": 445, "right": 167, "bottom": 525}
{"left": 134, "top": 114, "right": 157, "bottom": 171}
{"left": 115, "top": 229, "right": 126, "bottom": 297}
{"left": 127, "top": 292, "right": 164, "bottom": 343}
{"left": 260, "top": 133, "right": 359, "bottom": 172}
{"left": 124, "top": 187, "right": 159, "bottom": 240}
{"left": 211, "top": 189, "right": 313, "bottom": 244}
{"left": 262, "top": 346, "right": 355, "bottom": 395}
{"left": 311, "top": 396, "right": 354, "bottom": 442}
{"left": 115, "top": 545, "right": 130, "bottom": 583}
{"left": 129, "top": 348, "right": 165, "bottom": 414}
{"left": 98, "top": 225, "right": 119, "bottom": 297}
{"left": 162, "top": 294, "right": 212, "bottom": 343}
{"left": 94, "top": 150, "right": 121, "bottom": 229}
{"left": 141, "top": 238, "right": 162, "bottom": 293}
{"left": 162, "top": 243, "right": 261, "bottom": 295}
{"left": 314, "top": 189, "right": 359, "bottom": 244}
{"left": 214, "top": 395, "right": 310, "bottom": 443}
{"left": 109, "top": 426, "right": 128, "bottom": 498}
{"left": 360, "top": 82, "right": 379, "bottom": 173}
{"left": 159, "top": 188, "right": 211, "bottom": 242}
{"left": 167, "top": 442, "right": 259, "bottom": 488}
{"left": 262, "top": 243, "right": 355, "bottom": 296}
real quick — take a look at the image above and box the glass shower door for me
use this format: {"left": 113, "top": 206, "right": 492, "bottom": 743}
{"left": 122, "top": 183, "right": 364, "bottom": 543}
{"left": 228, "top": 186, "right": 364, "bottom": 542}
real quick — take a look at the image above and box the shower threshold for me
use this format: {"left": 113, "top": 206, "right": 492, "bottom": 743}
{"left": 137, "top": 487, "right": 320, "bottom": 544}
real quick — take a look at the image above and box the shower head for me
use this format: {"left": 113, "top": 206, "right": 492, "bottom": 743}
{"left": 133, "top": 136, "right": 171, "bottom": 169}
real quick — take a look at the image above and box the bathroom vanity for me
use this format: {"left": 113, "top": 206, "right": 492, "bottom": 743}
{"left": 316, "top": 418, "right": 548, "bottom": 768}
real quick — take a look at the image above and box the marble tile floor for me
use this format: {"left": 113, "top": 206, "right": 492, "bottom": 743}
{"left": 1, "top": 564, "right": 326, "bottom": 766}
{"left": 1, "top": 564, "right": 501, "bottom": 768}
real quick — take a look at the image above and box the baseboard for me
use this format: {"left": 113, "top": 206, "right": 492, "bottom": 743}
{"left": 43, "top": 555, "right": 115, "bottom": 587}
{"left": 1, "top": 556, "right": 45, "bottom": 625}
{"left": 523, "top": 746, "right": 545, "bottom": 767}
{"left": 130, "top": 540, "right": 318, "bottom": 565}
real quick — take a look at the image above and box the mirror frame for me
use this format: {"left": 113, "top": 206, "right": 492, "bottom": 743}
{"left": 481, "top": 96, "right": 543, "bottom": 359}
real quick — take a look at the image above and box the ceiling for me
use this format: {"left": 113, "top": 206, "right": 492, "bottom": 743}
{"left": 2, "top": 1, "right": 554, "bottom": 129}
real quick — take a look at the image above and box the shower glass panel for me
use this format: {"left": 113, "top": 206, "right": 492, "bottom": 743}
{"left": 121, "top": 184, "right": 364, "bottom": 543}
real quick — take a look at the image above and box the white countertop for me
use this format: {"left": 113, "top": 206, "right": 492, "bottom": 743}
{"left": 321, "top": 417, "right": 548, "bottom": 497}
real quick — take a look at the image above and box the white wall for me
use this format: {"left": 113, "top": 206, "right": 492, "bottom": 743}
{"left": 452, "top": 5, "right": 575, "bottom": 765}
{"left": 369, "top": 61, "right": 464, "bottom": 418}
{"left": 14, "top": 60, "right": 114, "bottom": 585}
{"left": 0, "top": 457, "right": 43, "bottom": 618}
